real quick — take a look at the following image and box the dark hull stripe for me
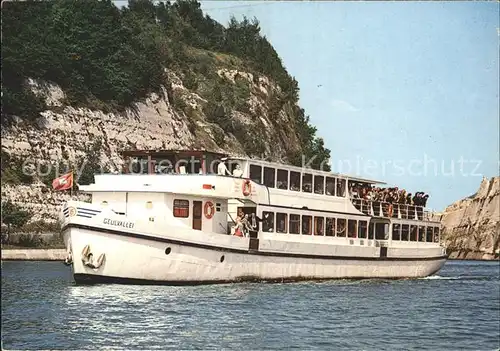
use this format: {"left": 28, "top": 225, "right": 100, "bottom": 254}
{"left": 76, "top": 207, "right": 101, "bottom": 213}
{"left": 77, "top": 214, "right": 93, "bottom": 219}
{"left": 73, "top": 273, "right": 443, "bottom": 286}
{"left": 77, "top": 210, "right": 99, "bottom": 215}
{"left": 63, "top": 223, "right": 447, "bottom": 262}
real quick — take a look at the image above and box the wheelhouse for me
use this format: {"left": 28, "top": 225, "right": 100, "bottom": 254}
{"left": 120, "top": 149, "right": 229, "bottom": 175}
{"left": 119, "top": 149, "right": 384, "bottom": 198}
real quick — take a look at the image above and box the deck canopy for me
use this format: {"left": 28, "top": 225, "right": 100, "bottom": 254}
{"left": 227, "top": 156, "right": 386, "bottom": 185}
{"left": 118, "top": 148, "right": 385, "bottom": 185}
{"left": 120, "top": 149, "right": 228, "bottom": 175}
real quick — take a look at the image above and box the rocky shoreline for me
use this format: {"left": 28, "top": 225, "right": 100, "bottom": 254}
{"left": 1, "top": 248, "right": 67, "bottom": 261}
{"left": 447, "top": 250, "right": 499, "bottom": 261}
{"left": 439, "top": 176, "right": 499, "bottom": 260}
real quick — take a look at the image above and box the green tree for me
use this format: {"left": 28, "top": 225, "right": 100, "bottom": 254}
{"left": 1, "top": 201, "right": 31, "bottom": 234}
{"left": 77, "top": 138, "right": 105, "bottom": 185}
{"left": 1, "top": 151, "right": 34, "bottom": 185}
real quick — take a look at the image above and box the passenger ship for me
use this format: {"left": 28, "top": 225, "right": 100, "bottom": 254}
{"left": 60, "top": 149, "right": 447, "bottom": 284}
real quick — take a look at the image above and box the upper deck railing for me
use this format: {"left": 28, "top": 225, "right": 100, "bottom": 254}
{"left": 351, "top": 198, "right": 435, "bottom": 222}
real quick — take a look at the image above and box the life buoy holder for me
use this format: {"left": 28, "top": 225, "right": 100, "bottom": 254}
{"left": 242, "top": 180, "right": 251, "bottom": 196}
{"left": 204, "top": 201, "right": 215, "bottom": 219}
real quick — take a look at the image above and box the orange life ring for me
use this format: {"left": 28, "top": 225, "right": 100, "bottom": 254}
{"left": 242, "top": 180, "right": 251, "bottom": 196}
{"left": 204, "top": 201, "right": 215, "bottom": 219}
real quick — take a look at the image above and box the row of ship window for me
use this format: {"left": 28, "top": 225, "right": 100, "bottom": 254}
{"left": 259, "top": 211, "right": 440, "bottom": 242}
{"left": 392, "top": 224, "right": 440, "bottom": 242}
{"left": 260, "top": 211, "right": 363, "bottom": 237}
{"left": 249, "top": 164, "right": 347, "bottom": 196}
{"left": 172, "top": 199, "right": 440, "bottom": 243}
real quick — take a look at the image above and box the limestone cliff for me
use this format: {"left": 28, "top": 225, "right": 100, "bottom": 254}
{"left": 0, "top": 0, "right": 329, "bottom": 229}
{"left": 1, "top": 68, "right": 306, "bottom": 222}
{"left": 439, "top": 177, "right": 500, "bottom": 260}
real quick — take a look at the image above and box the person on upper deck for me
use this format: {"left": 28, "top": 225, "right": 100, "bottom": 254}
{"left": 232, "top": 164, "right": 243, "bottom": 177}
{"left": 422, "top": 194, "right": 429, "bottom": 207}
{"left": 398, "top": 190, "right": 407, "bottom": 204}
{"left": 217, "top": 158, "right": 231, "bottom": 176}
{"left": 412, "top": 193, "right": 420, "bottom": 205}
{"left": 412, "top": 192, "right": 429, "bottom": 207}
{"left": 326, "top": 182, "right": 335, "bottom": 195}
{"left": 302, "top": 182, "right": 312, "bottom": 192}
{"left": 349, "top": 183, "right": 429, "bottom": 206}
{"left": 406, "top": 193, "right": 413, "bottom": 205}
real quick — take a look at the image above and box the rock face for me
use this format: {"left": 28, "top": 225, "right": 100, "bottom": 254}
{"left": 2, "top": 0, "right": 332, "bottom": 235}
{"left": 1, "top": 69, "right": 304, "bottom": 223}
{"left": 3, "top": 75, "right": 194, "bottom": 170}
{"left": 439, "top": 176, "right": 500, "bottom": 260}
{"left": 1, "top": 184, "right": 89, "bottom": 224}
{"left": 1, "top": 249, "right": 66, "bottom": 261}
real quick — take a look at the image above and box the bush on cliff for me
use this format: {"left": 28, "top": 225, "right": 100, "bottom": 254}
{"left": 1, "top": 201, "right": 31, "bottom": 235}
{"left": 1, "top": 151, "right": 34, "bottom": 185}
{"left": 1, "top": 0, "right": 291, "bottom": 117}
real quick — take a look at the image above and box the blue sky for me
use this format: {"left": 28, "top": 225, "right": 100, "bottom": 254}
{"left": 199, "top": 1, "right": 499, "bottom": 211}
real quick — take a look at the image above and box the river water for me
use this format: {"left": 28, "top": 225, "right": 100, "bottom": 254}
{"left": 1, "top": 260, "right": 499, "bottom": 350}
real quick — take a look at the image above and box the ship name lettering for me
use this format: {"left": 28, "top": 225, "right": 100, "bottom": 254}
{"left": 103, "top": 218, "right": 135, "bottom": 229}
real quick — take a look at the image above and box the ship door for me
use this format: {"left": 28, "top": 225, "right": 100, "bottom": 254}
{"left": 192, "top": 201, "right": 202, "bottom": 230}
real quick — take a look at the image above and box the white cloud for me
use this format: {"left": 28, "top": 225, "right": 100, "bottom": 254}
{"left": 331, "top": 99, "right": 359, "bottom": 112}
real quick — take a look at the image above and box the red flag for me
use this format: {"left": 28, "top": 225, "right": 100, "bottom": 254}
{"left": 52, "top": 172, "right": 73, "bottom": 191}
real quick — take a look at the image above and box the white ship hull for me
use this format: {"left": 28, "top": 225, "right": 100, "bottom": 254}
{"left": 63, "top": 221, "right": 446, "bottom": 284}
{"left": 59, "top": 151, "right": 448, "bottom": 284}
